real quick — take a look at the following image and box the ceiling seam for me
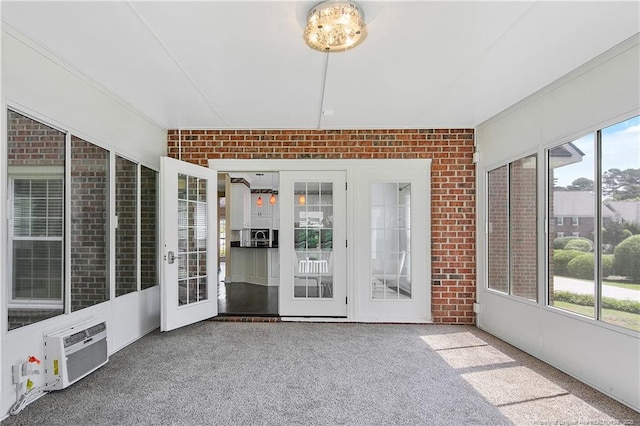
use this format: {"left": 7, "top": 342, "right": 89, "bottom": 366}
{"left": 125, "top": 0, "right": 229, "bottom": 128}
{"left": 409, "top": 0, "right": 540, "bottom": 128}
{"left": 316, "top": 53, "right": 330, "bottom": 129}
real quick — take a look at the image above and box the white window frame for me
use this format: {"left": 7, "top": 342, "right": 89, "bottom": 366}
{"left": 8, "top": 169, "right": 64, "bottom": 309}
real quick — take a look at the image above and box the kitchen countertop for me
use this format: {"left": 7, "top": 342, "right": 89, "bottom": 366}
{"left": 230, "top": 242, "right": 278, "bottom": 249}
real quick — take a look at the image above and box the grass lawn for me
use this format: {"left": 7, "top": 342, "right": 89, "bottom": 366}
{"left": 552, "top": 301, "right": 640, "bottom": 332}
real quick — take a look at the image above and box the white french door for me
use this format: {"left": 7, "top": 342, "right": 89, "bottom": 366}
{"left": 279, "top": 171, "right": 347, "bottom": 317}
{"left": 160, "top": 157, "right": 218, "bottom": 331}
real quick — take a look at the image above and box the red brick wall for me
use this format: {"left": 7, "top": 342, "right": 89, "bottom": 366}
{"left": 140, "top": 166, "right": 159, "bottom": 290}
{"left": 70, "top": 136, "right": 109, "bottom": 311}
{"left": 510, "top": 157, "right": 537, "bottom": 301}
{"left": 167, "top": 128, "right": 476, "bottom": 324}
{"left": 115, "top": 156, "right": 138, "bottom": 296}
{"left": 486, "top": 158, "right": 538, "bottom": 301}
{"left": 487, "top": 165, "right": 509, "bottom": 293}
{"left": 7, "top": 110, "right": 65, "bottom": 166}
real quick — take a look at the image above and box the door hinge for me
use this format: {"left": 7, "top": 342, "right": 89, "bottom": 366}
{"left": 345, "top": 297, "right": 348, "bottom": 304}
{"left": 345, "top": 182, "right": 347, "bottom": 190}
{"left": 346, "top": 240, "right": 348, "bottom": 248}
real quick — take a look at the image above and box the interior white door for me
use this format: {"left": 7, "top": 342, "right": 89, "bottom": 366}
{"left": 160, "top": 157, "right": 218, "bottom": 331}
{"left": 279, "top": 171, "right": 347, "bottom": 317}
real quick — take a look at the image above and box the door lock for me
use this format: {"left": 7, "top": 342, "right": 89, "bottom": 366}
{"left": 167, "top": 251, "right": 176, "bottom": 264}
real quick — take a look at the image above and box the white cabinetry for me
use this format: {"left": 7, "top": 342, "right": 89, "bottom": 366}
{"left": 269, "top": 249, "right": 279, "bottom": 285}
{"left": 251, "top": 192, "right": 272, "bottom": 228}
{"left": 272, "top": 199, "right": 280, "bottom": 230}
{"left": 230, "top": 182, "right": 251, "bottom": 230}
{"left": 231, "top": 247, "right": 279, "bottom": 286}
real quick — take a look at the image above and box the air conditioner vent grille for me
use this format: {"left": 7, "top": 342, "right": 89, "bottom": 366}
{"left": 67, "top": 338, "right": 108, "bottom": 383}
{"left": 87, "top": 322, "right": 106, "bottom": 337}
{"left": 64, "top": 330, "right": 88, "bottom": 348}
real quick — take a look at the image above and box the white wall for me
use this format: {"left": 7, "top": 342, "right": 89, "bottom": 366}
{"left": 476, "top": 34, "right": 640, "bottom": 411}
{"left": 1, "top": 25, "right": 166, "bottom": 418}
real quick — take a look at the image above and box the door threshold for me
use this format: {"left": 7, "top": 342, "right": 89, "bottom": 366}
{"left": 281, "top": 317, "right": 349, "bottom": 323}
{"left": 210, "top": 315, "right": 281, "bottom": 322}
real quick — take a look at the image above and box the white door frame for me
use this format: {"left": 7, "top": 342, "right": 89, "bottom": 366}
{"left": 208, "top": 159, "right": 432, "bottom": 322}
{"left": 353, "top": 163, "right": 431, "bottom": 322}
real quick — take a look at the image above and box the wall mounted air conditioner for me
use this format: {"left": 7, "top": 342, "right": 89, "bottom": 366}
{"left": 44, "top": 319, "right": 108, "bottom": 390}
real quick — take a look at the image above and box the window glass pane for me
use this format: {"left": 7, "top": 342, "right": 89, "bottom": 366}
{"left": 141, "top": 166, "right": 159, "bottom": 290}
{"left": 510, "top": 155, "right": 538, "bottom": 301}
{"left": 600, "top": 116, "right": 640, "bottom": 331}
{"left": 13, "top": 240, "right": 63, "bottom": 299}
{"left": 70, "top": 136, "right": 109, "bottom": 311}
{"left": 548, "top": 134, "right": 595, "bottom": 318}
{"left": 7, "top": 110, "right": 65, "bottom": 330}
{"left": 487, "top": 166, "right": 509, "bottom": 293}
{"left": 116, "top": 156, "right": 137, "bottom": 297}
{"left": 371, "top": 182, "right": 411, "bottom": 300}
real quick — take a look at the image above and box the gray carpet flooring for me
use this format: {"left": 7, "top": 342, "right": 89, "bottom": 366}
{"left": 2, "top": 322, "right": 639, "bottom": 426}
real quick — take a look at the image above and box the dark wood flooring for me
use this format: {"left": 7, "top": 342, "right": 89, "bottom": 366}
{"left": 217, "top": 282, "right": 279, "bottom": 316}
{"left": 216, "top": 262, "right": 279, "bottom": 316}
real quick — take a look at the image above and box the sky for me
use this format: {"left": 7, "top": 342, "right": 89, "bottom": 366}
{"left": 553, "top": 115, "right": 640, "bottom": 187}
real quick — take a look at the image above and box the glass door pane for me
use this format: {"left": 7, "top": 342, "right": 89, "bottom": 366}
{"left": 371, "top": 182, "right": 411, "bottom": 299}
{"left": 177, "top": 173, "right": 209, "bottom": 306}
{"left": 293, "top": 181, "right": 334, "bottom": 299}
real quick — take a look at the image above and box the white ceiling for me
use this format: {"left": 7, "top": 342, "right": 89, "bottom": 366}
{"left": 2, "top": 1, "right": 639, "bottom": 130}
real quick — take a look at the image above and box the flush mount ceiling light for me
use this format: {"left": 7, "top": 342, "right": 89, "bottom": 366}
{"left": 304, "top": 0, "right": 367, "bottom": 52}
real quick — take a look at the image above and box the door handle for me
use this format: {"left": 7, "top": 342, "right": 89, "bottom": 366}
{"left": 167, "top": 251, "right": 176, "bottom": 264}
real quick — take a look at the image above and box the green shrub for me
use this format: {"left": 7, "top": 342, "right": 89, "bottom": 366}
{"left": 567, "top": 254, "right": 595, "bottom": 279}
{"left": 602, "top": 255, "right": 615, "bottom": 277}
{"left": 614, "top": 235, "right": 640, "bottom": 280}
{"left": 552, "top": 250, "right": 584, "bottom": 276}
{"left": 566, "top": 253, "right": 615, "bottom": 279}
{"left": 564, "top": 238, "right": 593, "bottom": 252}
{"left": 553, "top": 290, "right": 640, "bottom": 314}
{"left": 552, "top": 291, "right": 594, "bottom": 306}
{"left": 622, "top": 229, "right": 633, "bottom": 240}
{"left": 553, "top": 236, "right": 578, "bottom": 250}
{"left": 623, "top": 222, "right": 640, "bottom": 235}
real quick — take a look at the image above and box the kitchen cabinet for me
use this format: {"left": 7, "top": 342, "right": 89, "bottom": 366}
{"left": 269, "top": 249, "right": 279, "bottom": 285}
{"left": 251, "top": 192, "right": 272, "bottom": 228}
{"left": 272, "top": 199, "right": 280, "bottom": 230}
{"left": 230, "top": 247, "right": 279, "bottom": 286}
{"left": 230, "top": 182, "right": 251, "bottom": 230}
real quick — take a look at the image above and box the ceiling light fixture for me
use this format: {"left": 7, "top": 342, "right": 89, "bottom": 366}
{"left": 304, "top": 0, "right": 367, "bottom": 52}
